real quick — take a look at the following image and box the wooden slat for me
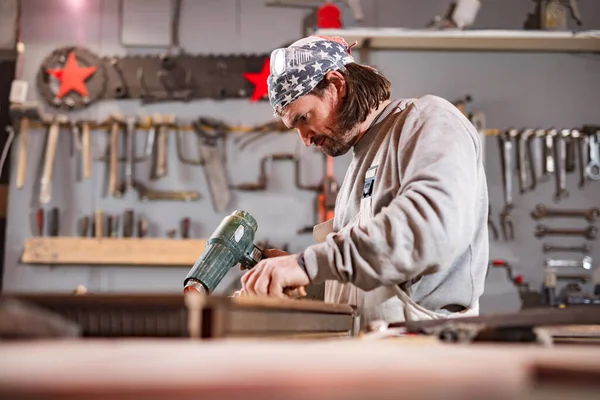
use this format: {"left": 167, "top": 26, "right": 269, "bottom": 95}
{"left": 21, "top": 237, "right": 206, "bottom": 266}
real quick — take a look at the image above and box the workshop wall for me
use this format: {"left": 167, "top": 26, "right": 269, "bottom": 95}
{"left": 3, "top": 0, "right": 600, "bottom": 314}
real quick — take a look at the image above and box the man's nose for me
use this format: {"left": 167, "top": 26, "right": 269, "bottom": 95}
{"left": 298, "top": 128, "right": 314, "bottom": 146}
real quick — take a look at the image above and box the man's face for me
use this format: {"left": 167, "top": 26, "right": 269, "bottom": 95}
{"left": 279, "top": 83, "right": 358, "bottom": 157}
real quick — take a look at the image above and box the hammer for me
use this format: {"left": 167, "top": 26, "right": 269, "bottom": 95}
{"left": 9, "top": 103, "right": 42, "bottom": 189}
{"left": 39, "top": 114, "right": 69, "bottom": 204}
{"left": 107, "top": 114, "right": 124, "bottom": 197}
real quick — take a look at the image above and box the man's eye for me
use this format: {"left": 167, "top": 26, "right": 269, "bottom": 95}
{"left": 299, "top": 114, "right": 308, "bottom": 122}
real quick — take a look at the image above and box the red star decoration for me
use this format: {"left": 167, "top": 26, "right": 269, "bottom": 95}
{"left": 243, "top": 58, "right": 270, "bottom": 102}
{"left": 46, "top": 51, "right": 97, "bottom": 98}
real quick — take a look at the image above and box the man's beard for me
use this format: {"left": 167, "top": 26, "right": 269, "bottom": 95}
{"left": 315, "top": 106, "right": 360, "bottom": 157}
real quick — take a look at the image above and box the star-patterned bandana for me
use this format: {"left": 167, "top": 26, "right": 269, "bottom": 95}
{"left": 267, "top": 35, "right": 355, "bottom": 113}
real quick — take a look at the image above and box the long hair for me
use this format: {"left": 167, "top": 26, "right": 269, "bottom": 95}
{"left": 311, "top": 63, "right": 391, "bottom": 132}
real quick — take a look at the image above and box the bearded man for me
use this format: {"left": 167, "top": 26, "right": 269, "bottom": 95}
{"left": 239, "top": 35, "right": 489, "bottom": 326}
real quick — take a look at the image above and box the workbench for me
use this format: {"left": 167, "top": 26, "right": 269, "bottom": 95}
{"left": 1, "top": 339, "right": 600, "bottom": 400}
{"left": 1, "top": 294, "right": 600, "bottom": 399}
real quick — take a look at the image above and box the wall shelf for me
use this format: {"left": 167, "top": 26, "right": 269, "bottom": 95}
{"left": 314, "top": 28, "right": 600, "bottom": 53}
{"left": 22, "top": 237, "right": 207, "bottom": 266}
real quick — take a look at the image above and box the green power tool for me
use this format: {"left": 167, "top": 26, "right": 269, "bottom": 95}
{"left": 183, "top": 210, "right": 263, "bottom": 294}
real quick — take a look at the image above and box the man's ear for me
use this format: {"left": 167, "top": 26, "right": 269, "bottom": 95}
{"left": 325, "top": 70, "right": 346, "bottom": 98}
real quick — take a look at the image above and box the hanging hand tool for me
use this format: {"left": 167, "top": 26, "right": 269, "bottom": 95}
{"left": 531, "top": 204, "right": 599, "bottom": 222}
{"left": 572, "top": 129, "right": 587, "bottom": 188}
{"left": 535, "top": 225, "right": 597, "bottom": 240}
{"left": 543, "top": 128, "right": 555, "bottom": 177}
{"left": 36, "top": 208, "right": 44, "bottom": 236}
{"left": 111, "top": 215, "right": 120, "bottom": 237}
{"left": 489, "top": 259, "right": 526, "bottom": 289}
{"left": 79, "top": 216, "right": 90, "bottom": 237}
{"left": 582, "top": 125, "right": 600, "bottom": 181}
{"left": 231, "top": 153, "right": 320, "bottom": 192}
{"left": 534, "top": 128, "right": 550, "bottom": 183}
{"left": 543, "top": 268, "right": 557, "bottom": 306}
{"left": 497, "top": 129, "right": 515, "bottom": 241}
{"left": 551, "top": 129, "right": 569, "bottom": 203}
{"left": 106, "top": 216, "right": 114, "bottom": 238}
{"left": 39, "top": 114, "right": 68, "bottom": 204}
{"left": 136, "top": 182, "right": 200, "bottom": 202}
{"left": 123, "top": 209, "right": 134, "bottom": 238}
{"left": 117, "top": 116, "right": 139, "bottom": 196}
{"left": 138, "top": 216, "right": 148, "bottom": 238}
{"left": 542, "top": 243, "right": 591, "bottom": 254}
{"left": 565, "top": 132, "right": 576, "bottom": 174}
{"left": 10, "top": 103, "right": 42, "bottom": 189}
{"left": 70, "top": 121, "right": 84, "bottom": 181}
{"left": 517, "top": 128, "right": 535, "bottom": 194}
{"left": 107, "top": 115, "right": 123, "bottom": 197}
{"left": 524, "top": 0, "right": 583, "bottom": 30}
{"left": 80, "top": 120, "right": 93, "bottom": 179}
{"left": 191, "top": 118, "right": 231, "bottom": 212}
{"left": 150, "top": 114, "right": 174, "bottom": 180}
{"left": 94, "top": 210, "right": 104, "bottom": 238}
{"left": 181, "top": 217, "right": 190, "bottom": 238}
{"left": 545, "top": 256, "right": 593, "bottom": 270}
{"left": 497, "top": 129, "right": 515, "bottom": 210}
{"left": 234, "top": 119, "right": 291, "bottom": 151}
{"left": 48, "top": 208, "right": 59, "bottom": 237}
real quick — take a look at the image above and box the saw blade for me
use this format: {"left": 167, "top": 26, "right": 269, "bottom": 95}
{"left": 198, "top": 143, "right": 230, "bottom": 213}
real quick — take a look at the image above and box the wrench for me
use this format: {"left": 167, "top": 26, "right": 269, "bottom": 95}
{"left": 572, "top": 130, "right": 588, "bottom": 189}
{"left": 543, "top": 129, "right": 554, "bottom": 175}
{"left": 542, "top": 243, "right": 592, "bottom": 254}
{"left": 535, "top": 225, "right": 597, "bottom": 240}
{"left": 552, "top": 129, "right": 569, "bottom": 203}
{"left": 545, "top": 256, "right": 592, "bottom": 270}
{"left": 530, "top": 204, "right": 600, "bottom": 222}
{"left": 532, "top": 129, "right": 547, "bottom": 184}
{"left": 517, "top": 129, "right": 535, "bottom": 193}
{"left": 585, "top": 127, "right": 600, "bottom": 181}
{"left": 497, "top": 130, "right": 514, "bottom": 209}
{"left": 116, "top": 116, "right": 138, "bottom": 196}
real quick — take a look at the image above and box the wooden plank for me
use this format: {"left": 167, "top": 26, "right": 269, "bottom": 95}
{"left": 315, "top": 28, "right": 600, "bottom": 53}
{"left": 2, "top": 340, "right": 600, "bottom": 400}
{"left": 21, "top": 237, "right": 206, "bottom": 266}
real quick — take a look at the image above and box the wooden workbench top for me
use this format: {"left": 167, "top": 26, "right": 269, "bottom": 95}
{"left": 1, "top": 339, "right": 599, "bottom": 400}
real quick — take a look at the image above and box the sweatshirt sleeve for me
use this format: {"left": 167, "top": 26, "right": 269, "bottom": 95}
{"left": 302, "top": 104, "right": 482, "bottom": 291}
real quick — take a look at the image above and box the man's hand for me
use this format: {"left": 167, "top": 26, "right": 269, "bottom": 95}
{"left": 239, "top": 249, "right": 310, "bottom": 298}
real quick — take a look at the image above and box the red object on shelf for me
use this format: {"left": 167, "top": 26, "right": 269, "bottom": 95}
{"left": 514, "top": 275, "right": 524, "bottom": 285}
{"left": 317, "top": 3, "right": 342, "bottom": 29}
{"left": 46, "top": 51, "right": 97, "bottom": 98}
{"left": 243, "top": 58, "right": 270, "bottom": 102}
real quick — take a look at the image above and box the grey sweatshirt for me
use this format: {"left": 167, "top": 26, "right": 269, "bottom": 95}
{"left": 303, "top": 95, "right": 489, "bottom": 323}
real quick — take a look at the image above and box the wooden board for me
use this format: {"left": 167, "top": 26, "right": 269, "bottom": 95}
{"left": 0, "top": 339, "right": 599, "bottom": 400}
{"left": 21, "top": 237, "right": 207, "bottom": 266}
